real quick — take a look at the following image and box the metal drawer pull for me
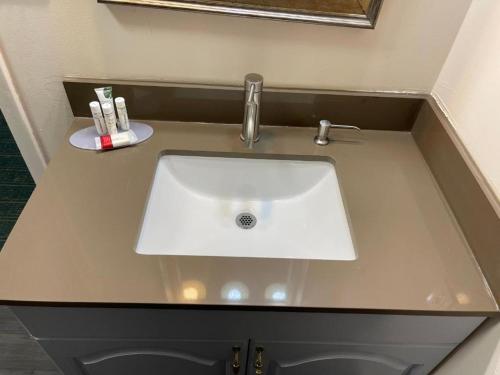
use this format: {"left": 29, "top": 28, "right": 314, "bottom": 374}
{"left": 255, "top": 346, "right": 264, "bottom": 375}
{"left": 232, "top": 346, "right": 241, "bottom": 373}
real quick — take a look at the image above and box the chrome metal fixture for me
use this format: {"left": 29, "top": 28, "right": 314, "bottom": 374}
{"left": 314, "top": 119, "right": 361, "bottom": 146}
{"left": 254, "top": 346, "right": 264, "bottom": 375}
{"left": 241, "top": 73, "right": 263, "bottom": 149}
{"left": 232, "top": 346, "right": 241, "bottom": 374}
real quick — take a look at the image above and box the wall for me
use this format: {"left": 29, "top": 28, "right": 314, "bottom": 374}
{"left": 433, "top": 0, "right": 500, "bottom": 199}
{"left": 0, "top": 48, "right": 47, "bottom": 181}
{"left": 428, "top": 20, "right": 500, "bottom": 375}
{"left": 435, "top": 319, "right": 500, "bottom": 375}
{"left": 0, "top": 1, "right": 73, "bottom": 178}
{"left": 0, "top": 0, "right": 472, "bottom": 170}
{"left": 430, "top": 2, "right": 500, "bottom": 373}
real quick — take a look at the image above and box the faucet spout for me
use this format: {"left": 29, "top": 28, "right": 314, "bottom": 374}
{"left": 241, "top": 73, "right": 263, "bottom": 149}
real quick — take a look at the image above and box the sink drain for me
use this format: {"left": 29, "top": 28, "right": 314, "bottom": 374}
{"left": 236, "top": 213, "right": 257, "bottom": 229}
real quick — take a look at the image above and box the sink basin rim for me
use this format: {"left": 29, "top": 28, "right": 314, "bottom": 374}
{"left": 136, "top": 150, "right": 357, "bottom": 261}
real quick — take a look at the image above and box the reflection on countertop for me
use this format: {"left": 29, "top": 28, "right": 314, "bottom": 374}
{"left": 0, "top": 119, "right": 496, "bottom": 314}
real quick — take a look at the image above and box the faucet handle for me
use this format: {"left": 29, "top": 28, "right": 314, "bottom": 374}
{"left": 244, "top": 90, "right": 258, "bottom": 149}
{"left": 314, "top": 119, "right": 361, "bottom": 145}
{"left": 246, "top": 84, "right": 257, "bottom": 103}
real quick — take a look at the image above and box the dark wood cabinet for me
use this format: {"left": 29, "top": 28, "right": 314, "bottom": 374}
{"left": 11, "top": 306, "right": 484, "bottom": 375}
{"left": 246, "top": 341, "right": 453, "bottom": 375}
{"left": 41, "top": 339, "right": 247, "bottom": 375}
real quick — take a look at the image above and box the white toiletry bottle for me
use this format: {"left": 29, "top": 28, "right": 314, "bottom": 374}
{"left": 89, "top": 101, "right": 107, "bottom": 135}
{"left": 101, "top": 102, "right": 118, "bottom": 135}
{"left": 95, "top": 132, "right": 134, "bottom": 150}
{"left": 115, "top": 97, "right": 130, "bottom": 130}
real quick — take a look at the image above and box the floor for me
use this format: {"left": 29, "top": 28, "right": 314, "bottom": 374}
{"left": 0, "top": 307, "right": 60, "bottom": 374}
{"left": 0, "top": 110, "right": 35, "bottom": 250}
{"left": 0, "top": 112, "right": 59, "bottom": 373}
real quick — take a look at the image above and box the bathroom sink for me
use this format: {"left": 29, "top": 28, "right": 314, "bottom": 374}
{"left": 136, "top": 154, "right": 356, "bottom": 260}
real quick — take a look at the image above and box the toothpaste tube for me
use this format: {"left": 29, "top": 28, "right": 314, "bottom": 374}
{"left": 94, "top": 86, "right": 115, "bottom": 118}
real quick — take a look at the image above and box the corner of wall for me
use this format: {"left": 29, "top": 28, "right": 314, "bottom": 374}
{"left": 430, "top": 0, "right": 500, "bottom": 204}
{"left": 0, "top": 49, "right": 47, "bottom": 182}
{"left": 435, "top": 319, "right": 500, "bottom": 375}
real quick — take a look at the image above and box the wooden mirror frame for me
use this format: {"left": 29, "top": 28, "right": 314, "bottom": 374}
{"left": 98, "top": 0, "right": 384, "bottom": 28}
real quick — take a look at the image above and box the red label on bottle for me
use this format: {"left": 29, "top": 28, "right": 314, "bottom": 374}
{"left": 100, "top": 135, "right": 113, "bottom": 149}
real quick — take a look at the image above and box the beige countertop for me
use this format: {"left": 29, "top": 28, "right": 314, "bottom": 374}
{"left": 0, "top": 119, "right": 497, "bottom": 314}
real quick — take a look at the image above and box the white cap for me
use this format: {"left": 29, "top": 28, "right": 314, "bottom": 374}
{"left": 89, "top": 101, "right": 101, "bottom": 113}
{"left": 101, "top": 102, "right": 114, "bottom": 114}
{"left": 115, "top": 97, "right": 126, "bottom": 108}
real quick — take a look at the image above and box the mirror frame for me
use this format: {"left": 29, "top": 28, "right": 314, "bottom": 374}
{"left": 98, "top": 0, "right": 384, "bottom": 28}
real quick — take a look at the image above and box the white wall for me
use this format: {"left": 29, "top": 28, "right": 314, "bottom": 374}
{"left": 433, "top": 0, "right": 500, "bottom": 200}
{"left": 431, "top": 2, "right": 500, "bottom": 367}
{"left": 0, "top": 0, "right": 73, "bottom": 178}
{"left": 0, "top": 49, "right": 47, "bottom": 181}
{"left": 54, "top": 0, "right": 471, "bottom": 91}
{"left": 0, "top": 0, "right": 472, "bottom": 172}
{"left": 435, "top": 319, "right": 500, "bottom": 375}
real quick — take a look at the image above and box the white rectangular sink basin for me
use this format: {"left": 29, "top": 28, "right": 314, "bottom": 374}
{"left": 136, "top": 154, "right": 356, "bottom": 260}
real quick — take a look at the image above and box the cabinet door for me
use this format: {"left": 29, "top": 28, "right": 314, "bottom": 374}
{"left": 41, "top": 339, "right": 247, "bottom": 375}
{"left": 247, "top": 341, "right": 454, "bottom": 375}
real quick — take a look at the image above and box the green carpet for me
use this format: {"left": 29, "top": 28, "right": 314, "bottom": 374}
{"left": 0, "top": 110, "right": 35, "bottom": 250}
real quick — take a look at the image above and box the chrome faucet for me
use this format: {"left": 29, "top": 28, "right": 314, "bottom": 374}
{"left": 241, "top": 73, "right": 263, "bottom": 149}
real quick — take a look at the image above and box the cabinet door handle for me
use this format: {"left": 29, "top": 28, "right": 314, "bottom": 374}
{"left": 232, "top": 346, "right": 241, "bottom": 374}
{"left": 254, "top": 346, "right": 264, "bottom": 375}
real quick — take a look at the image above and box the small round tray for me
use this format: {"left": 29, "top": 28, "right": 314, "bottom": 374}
{"left": 69, "top": 122, "right": 153, "bottom": 151}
